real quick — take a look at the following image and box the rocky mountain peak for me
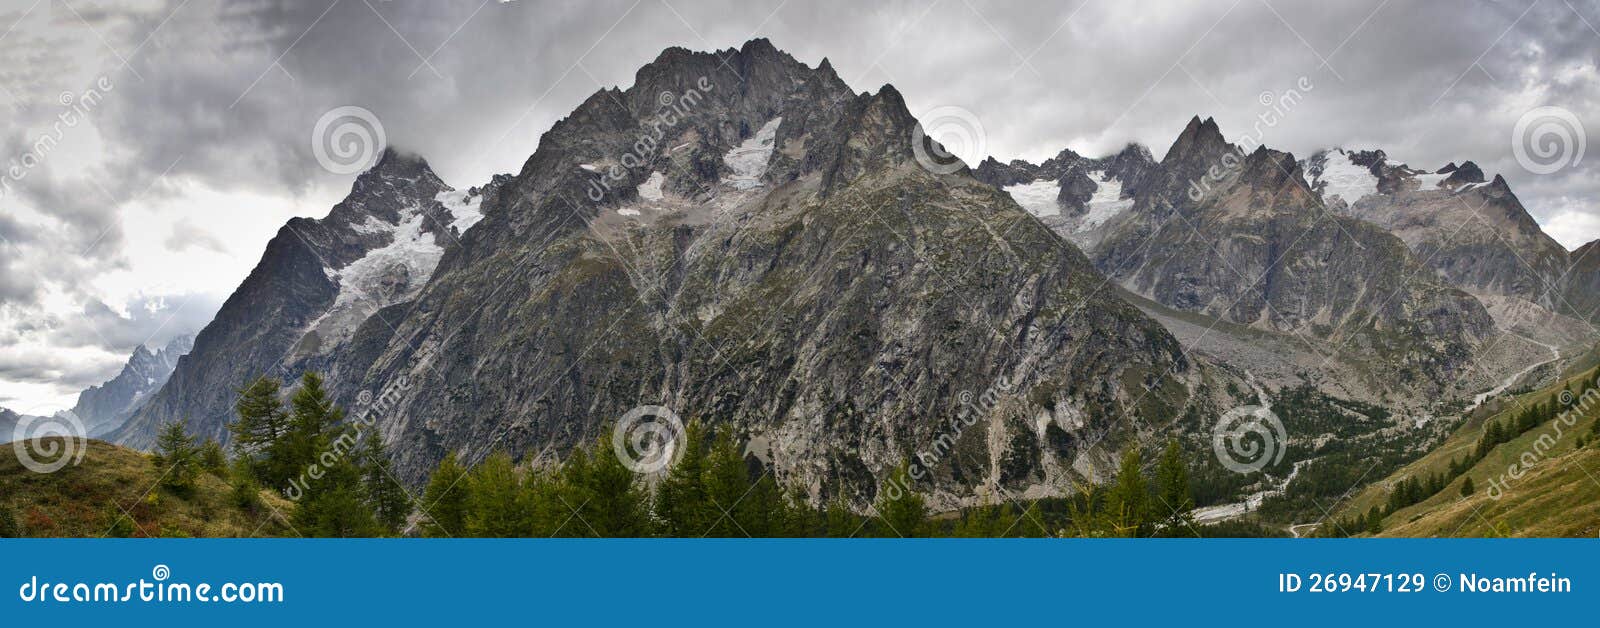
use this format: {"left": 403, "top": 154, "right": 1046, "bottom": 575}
{"left": 70, "top": 333, "right": 196, "bottom": 437}
{"left": 1161, "top": 115, "right": 1233, "bottom": 175}
{"left": 1445, "top": 160, "right": 1486, "bottom": 186}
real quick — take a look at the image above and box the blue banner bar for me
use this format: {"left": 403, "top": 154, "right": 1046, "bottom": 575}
{"left": 2, "top": 539, "right": 1593, "bottom": 625}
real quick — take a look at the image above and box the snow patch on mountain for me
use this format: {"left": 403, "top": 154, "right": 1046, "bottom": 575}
{"left": 723, "top": 117, "right": 782, "bottom": 190}
{"left": 437, "top": 189, "right": 485, "bottom": 233}
{"left": 1082, "top": 175, "right": 1132, "bottom": 230}
{"left": 1004, "top": 179, "right": 1062, "bottom": 217}
{"left": 1315, "top": 150, "right": 1379, "bottom": 205}
{"left": 1414, "top": 171, "right": 1449, "bottom": 190}
{"left": 310, "top": 205, "right": 446, "bottom": 347}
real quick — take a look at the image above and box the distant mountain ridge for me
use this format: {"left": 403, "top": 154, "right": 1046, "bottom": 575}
{"left": 71, "top": 334, "right": 193, "bottom": 437}
{"left": 111, "top": 150, "right": 494, "bottom": 448}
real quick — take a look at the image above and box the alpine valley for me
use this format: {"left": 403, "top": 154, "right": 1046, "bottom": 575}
{"left": 10, "top": 39, "right": 1599, "bottom": 537}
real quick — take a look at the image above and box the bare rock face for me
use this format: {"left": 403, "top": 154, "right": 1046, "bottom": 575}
{"left": 112, "top": 150, "right": 487, "bottom": 448}
{"left": 326, "top": 39, "right": 1201, "bottom": 507}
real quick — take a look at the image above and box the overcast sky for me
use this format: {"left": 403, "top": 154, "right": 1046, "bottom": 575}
{"left": 1, "top": 0, "right": 1596, "bottom": 412}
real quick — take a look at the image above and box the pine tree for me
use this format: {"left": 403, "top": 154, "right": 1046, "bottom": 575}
{"left": 281, "top": 372, "right": 378, "bottom": 536}
{"left": 702, "top": 428, "right": 751, "bottom": 537}
{"left": 154, "top": 421, "right": 198, "bottom": 494}
{"left": 420, "top": 452, "right": 469, "bottom": 537}
{"left": 465, "top": 451, "right": 525, "bottom": 537}
{"left": 292, "top": 471, "right": 379, "bottom": 537}
{"left": 576, "top": 433, "right": 652, "bottom": 537}
{"left": 1108, "top": 447, "right": 1148, "bottom": 536}
{"left": 230, "top": 376, "right": 289, "bottom": 483}
{"left": 521, "top": 466, "right": 566, "bottom": 536}
{"left": 823, "top": 497, "right": 861, "bottom": 537}
{"left": 955, "top": 503, "right": 998, "bottom": 538}
{"left": 229, "top": 458, "right": 263, "bottom": 512}
{"left": 1153, "top": 438, "right": 1192, "bottom": 527}
{"left": 873, "top": 462, "right": 927, "bottom": 537}
{"left": 550, "top": 448, "right": 594, "bottom": 537}
{"left": 654, "top": 420, "right": 710, "bottom": 536}
{"left": 1459, "top": 476, "right": 1474, "bottom": 497}
{"left": 1015, "top": 503, "right": 1049, "bottom": 538}
{"left": 361, "top": 435, "right": 411, "bottom": 534}
{"left": 1364, "top": 506, "right": 1383, "bottom": 534}
{"left": 199, "top": 438, "right": 227, "bottom": 476}
{"left": 281, "top": 372, "right": 343, "bottom": 479}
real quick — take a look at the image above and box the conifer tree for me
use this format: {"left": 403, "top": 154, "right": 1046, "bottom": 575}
{"left": 1108, "top": 447, "right": 1148, "bottom": 536}
{"left": 823, "top": 496, "right": 860, "bottom": 537}
{"left": 229, "top": 458, "right": 263, "bottom": 512}
{"left": 361, "top": 435, "right": 411, "bottom": 533}
{"left": 1153, "top": 438, "right": 1193, "bottom": 527}
{"left": 420, "top": 452, "right": 469, "bottom": 538}
{"left": 1364, "top": 506, "right": 1382, "bottom": 534}
{"left": 1014, "top": 503, "right": 1048, "bottom": 538}
{"left": 702, "top": 428, "right": 751, "bottom": 537}
{"left": 154, "top": 421, "right": 199, "bottom": 494}
{"left": 465, "top": 451, "right": 525, "bottom": 537}
{"left": 199, "top": 438, "right": 227, "bottom": 476}
{"left": 873, "top": 462, "right": 927, "bottom": 537}
{"left": 577, "top": 434, "right": 652, "bottom": 537}
{"left": 1459, "top": 476, "right": 1474, "bottom": 497}
{"left": 230, "top": 376, "right": 289, "bottom": 483}
{"left": 281, "top": 372, "right": 378, "bottom": 536}
{"left": 550, "top": 448, "right": 593, "bottom": 537}
{"left": 520, "top": 466, "right": 566, "bottom": 536}
{"left": 655, "top": 420, "right": 710, "bottom": 536}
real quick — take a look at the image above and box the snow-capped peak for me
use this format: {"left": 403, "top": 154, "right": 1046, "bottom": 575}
{"left": 1311, "top": 148, "right": 1380, "bottom": 207}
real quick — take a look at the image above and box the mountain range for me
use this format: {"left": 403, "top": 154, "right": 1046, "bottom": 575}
{"left": 98, "top": 39, "right": 1598, "bottom": 512}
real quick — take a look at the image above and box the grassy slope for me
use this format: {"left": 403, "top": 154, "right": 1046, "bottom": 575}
{"left": 0, "top": 438, "right": 293, "bottom": 538}
{"left": 1331, "top": 350, "right": 1600, "bottom": 538}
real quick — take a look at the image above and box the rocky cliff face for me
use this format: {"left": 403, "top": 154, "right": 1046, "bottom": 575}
{"left": 323, "top": 39, "right": 1204, "bottom": 507}
{"left": 70, "top": 334, "right": 193, "bottom": 437}
{"left": 112, "top": 150, "right": 489, "bottom": 448}
{"left": 988, "top": 117, "right": 1500, "bottom": 400}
